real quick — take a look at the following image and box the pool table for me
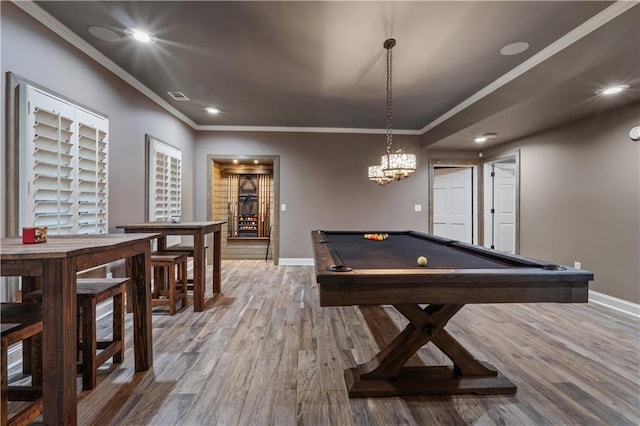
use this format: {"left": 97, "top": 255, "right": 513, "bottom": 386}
{"left": 311, "top": 230, "right": 593, "bottom": 397}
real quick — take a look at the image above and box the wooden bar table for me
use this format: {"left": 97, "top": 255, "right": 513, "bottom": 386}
{"left": 117, "top": 221, "right": 225, "bottom": 311}
{"left": 0, "top": 233, "right": 159, "bottom": 425}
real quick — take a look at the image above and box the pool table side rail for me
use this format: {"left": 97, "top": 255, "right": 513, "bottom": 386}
{"left": 311, "top": 230, "right": 592, "bottom": 307}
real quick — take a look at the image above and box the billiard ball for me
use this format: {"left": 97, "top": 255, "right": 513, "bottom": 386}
{"left": 417, "top": 256, "right": 428, "bottom": 266}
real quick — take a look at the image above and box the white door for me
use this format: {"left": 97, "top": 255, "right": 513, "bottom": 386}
{"left": 433, "top": 167, "right": 472, "bottom": 243}
{"left": 484, "top": 162, "right": 516, "bottom": 253}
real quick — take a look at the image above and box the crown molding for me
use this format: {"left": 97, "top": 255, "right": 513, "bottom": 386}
{"left": 196, "top": 125, "right": 421, "bottom": 135}
{"left": 15, "top": 0, "right": 633, "bottom": 137}
{"left": 11, "top": 0, "right": 419, "bottom": 136}
{"left": 420, "top": 1, "right": 638, "bottom": 134}
{"left": 12, "top": 0, "right": 198, "bottom": 130}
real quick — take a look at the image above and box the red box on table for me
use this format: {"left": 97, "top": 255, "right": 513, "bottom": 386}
{"left": 22, "top": 226, "right": 48, "bottom": 244}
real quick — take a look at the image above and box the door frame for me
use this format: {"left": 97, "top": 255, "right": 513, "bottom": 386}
{"left": 428, "top": 158, "right": 479, "bottom": 244}
{"left": 480, "top": 150, "right": 521, "bottom": 254}
{"left": 428, "top": 151, "right": 520, "bottom": 252}
{"left": 206, "top": 154, "right": 280, "bottom": 264}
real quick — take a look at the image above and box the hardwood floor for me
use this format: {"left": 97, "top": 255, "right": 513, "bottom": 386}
{"left": 10, "top": 260, "right": 640, "bottom": 425}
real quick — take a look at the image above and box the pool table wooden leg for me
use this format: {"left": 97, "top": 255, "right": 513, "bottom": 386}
{"left": 345, "top": 303, "right": 516, "bottom": 397}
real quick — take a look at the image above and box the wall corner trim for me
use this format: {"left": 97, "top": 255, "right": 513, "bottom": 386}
{"left": 589, "top": 290, "right": 640, "bottom": 319}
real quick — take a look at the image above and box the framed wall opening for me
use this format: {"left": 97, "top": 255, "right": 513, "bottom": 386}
{"left": 428, "top": 151, "right": 520, "bottom": 254}
{"left": 428, "top": 158, "right": 479, "bottom": 244}
{"left": 207, "top": 155, "right": 280, "bottom": 263}
{"left": 482, "top": 150, "right": 520, "bottom": 254}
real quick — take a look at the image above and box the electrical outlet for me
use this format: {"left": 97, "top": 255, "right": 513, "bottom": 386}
{"left": 281, "top": 204, "right": 287, "bottom": 212}
{"left": 414, "top": 204, "right": 422, "bottom": 212}
{"left": 573, "top": 261, "right": 581, "bottom": 270}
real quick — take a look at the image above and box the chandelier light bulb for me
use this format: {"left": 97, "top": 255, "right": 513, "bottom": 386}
{"left": 368, "top": 164, "right": 391, "bottom": 185}
{"left": 381, "top": 152, "right": 417, "bottom": 180}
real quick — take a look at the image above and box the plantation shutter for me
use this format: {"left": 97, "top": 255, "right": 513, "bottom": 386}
{"left": 148, "top": 138, "right": 182, "bottom": 222}
{"left": 20, "top": 85, "right": 109, "bottom": 235}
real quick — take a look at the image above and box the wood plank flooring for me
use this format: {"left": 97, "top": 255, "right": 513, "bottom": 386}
{"left": 9, "top": 260, "right": 640, "bottom": 425}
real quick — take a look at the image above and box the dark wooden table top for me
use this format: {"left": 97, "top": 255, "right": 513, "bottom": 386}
{"left": 0, "top": 233, "right": 161, "bottom": 260}
{"left": 117, "top": 221, "right": 225, "bottom": 233}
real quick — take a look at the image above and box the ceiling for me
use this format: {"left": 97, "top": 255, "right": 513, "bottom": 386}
{"left": 29, "top": 1, "right": 640, "bottom": 150}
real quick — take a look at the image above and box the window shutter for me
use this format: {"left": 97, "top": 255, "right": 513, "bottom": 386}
{"left": 148, "top": 139, "right": 182, "bottom": 223}
{"left": 20, "top": 85, "right": 109, "bottom": 235}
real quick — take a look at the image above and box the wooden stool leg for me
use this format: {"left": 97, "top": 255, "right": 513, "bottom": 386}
{"left": 153, "top": 266, "right": 162, "bottom": 299}
{"left": 2, "top": 336, "right": 8, "bottom": 426}
{"left": 82, "top": 297, "right": 98, "bottom": 390}
{"left": 168, "top": 265, "right": 176, "bottom": 315}
{"left": 113, "top": 288, "right": 125, "bottom": 364}
{"left": 125, "top": 278, "right": 135, "bottom": 314}
{"left": 77, "top": 307, "right": 83, "bottom": 362}
{"left": 30, "top": 333, "right": 43, "bottom": 387}
{"left": 180, "top": 258, "right": 188, "bottom": 307}
{"left": 20, "top": 277, "right": 38, "bottom": 376}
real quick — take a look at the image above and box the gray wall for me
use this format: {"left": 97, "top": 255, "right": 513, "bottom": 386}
{"left": 1, "top": 4, "right": 196, "bottom": 234}
{"left": 486, "top": 102, "right": 640, "bottom": 303}
{"left": 194, "top": 132, "right": 428, "bottom": 258}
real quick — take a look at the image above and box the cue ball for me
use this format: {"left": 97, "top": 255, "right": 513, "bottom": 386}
{"left": 417, "top": 256, "right": 428, "bottom": 266}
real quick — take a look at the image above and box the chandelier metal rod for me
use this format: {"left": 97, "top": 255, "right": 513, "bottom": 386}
{"left": 384, "top": 38, "right": 395, "bottom": 154}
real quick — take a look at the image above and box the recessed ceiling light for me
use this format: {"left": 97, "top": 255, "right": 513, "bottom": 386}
{"left": 500, "top": 42, "right": 530, "bottom": 56}
{"left": 596, "top": 84, "right": 630, "bottom": 95}
{"left": 88, "top": 25, "right": 120, "bottom": 42}
{"left": 473, "top": 133, "right": 498, "bottom": 143}
{"left": 205, "top": 107, "right": 221, "bottom": 114}
{"left": 125, "top": 28, "right": 156, "bottom": 43}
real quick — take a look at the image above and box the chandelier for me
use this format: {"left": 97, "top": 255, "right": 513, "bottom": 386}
{"left": 368, "top": 38, "right": 416, "bottom": 185}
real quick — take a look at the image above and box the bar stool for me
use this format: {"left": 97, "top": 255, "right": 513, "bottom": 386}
{"left": 1, "top": 303, "right": 43, "bottom": 426}
{"left": 162, "top": 244, "right": 207, "bottom": 292}
{"left": 150, "top": 253, "right": 188, "bottom": 315}
{"left": 24, "top": 277, "right": 128, "bottom": 390}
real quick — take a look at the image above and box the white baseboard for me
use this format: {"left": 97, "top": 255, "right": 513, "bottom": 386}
{"left": 7, "top": 299, "right": 114, "bottom": 370}
{"left": 589, "top": 290, "right": 640, "bottom": 318}
{"left": 278, "top": 258, "right": 314, "bottom": 266}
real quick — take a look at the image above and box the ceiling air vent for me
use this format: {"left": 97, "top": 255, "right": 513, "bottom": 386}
{"left": 167, "top": 91, "right": 189, "bottom": 101}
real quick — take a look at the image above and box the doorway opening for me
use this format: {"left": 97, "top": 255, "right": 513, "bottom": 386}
{"left": 428, "top": 159, "right": 479, "bottom": 244}
{"left": 482, "top": 152, "right": 520, "bottom": 254}
{"left": 428, "top": 151, "right": 520, "bottom": 253}
{"left": 207, "top": 155, "right": 280, "bottom": 263}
